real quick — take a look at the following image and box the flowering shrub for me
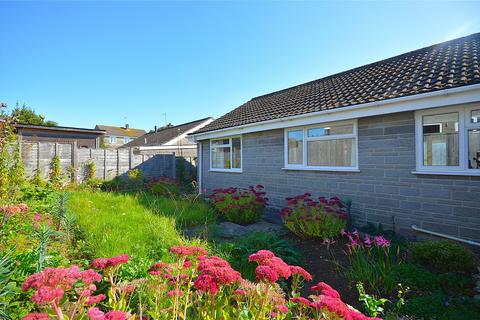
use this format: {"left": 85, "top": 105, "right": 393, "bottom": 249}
{"left": 280, "top": 194, "right": 348, "bottom": 239}
{"left": 145, "top": 176, "right": 180, "bottom": 197}
{"left": 341, "top": 230, "right": 399, "bottom": 294}
{"left": 21, "top": 246, "right": 379, "bottom": 320}
{"left": 209, "top": 185, "right": 268, "bottom": 225}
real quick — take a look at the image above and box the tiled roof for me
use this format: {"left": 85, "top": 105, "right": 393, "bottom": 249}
{"left": 196, "top": 32, "right": 480, "bottom": 134}
{"left": 123, "top": 117, "right": 212, "bottom": 148}
{"left": 94, "top": 125, "right": 146, "bottom": 137}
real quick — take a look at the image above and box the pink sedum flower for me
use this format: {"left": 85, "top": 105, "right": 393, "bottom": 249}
{"left": 170, "top": 245, "right": 208, "bottom": 256}
{"left": 255, "top": 265, "right": 279, "bottom": 283}
{"left": 22, "top": 313, "right": 49, "bottom": 320}
{"left": 289, "top": 266, "right": 313, "bottom": 281}
{"left": 85, "top": 294, "right": 106, "bottom": 305}
{"left": 248, "top": 250, "right": 275, "bottom": 263}
{"left": 104, "top": 311, "right": 130, "bottom": 320}
{"left": 91, "top": 254, "right": 129, "bottom": 270}
{"left": 87, "top": 307, "right": 105, "bottom": 320}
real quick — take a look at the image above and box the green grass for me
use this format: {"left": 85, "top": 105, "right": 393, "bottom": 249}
{"left": 135, "top": 192, "right": 216, "bottom": 229}
{"left": 66, "top": 190, "right": 206, "bottom": 260}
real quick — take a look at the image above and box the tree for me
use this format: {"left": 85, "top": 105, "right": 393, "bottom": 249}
{"left": 9, "top": 103, "right": 58, "bottom": 126}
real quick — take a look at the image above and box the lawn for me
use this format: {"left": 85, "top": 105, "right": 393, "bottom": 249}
{"left": 66, "top": 190, "right": 207, "bottom": 260}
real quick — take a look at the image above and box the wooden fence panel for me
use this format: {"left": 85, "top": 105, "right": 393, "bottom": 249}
{"left": 19, "top": 142, "right": 176, "bottom": 183}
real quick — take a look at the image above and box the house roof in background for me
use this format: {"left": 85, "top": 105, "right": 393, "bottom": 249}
{"left": 123, "top": 117, "right": 212, "bottom": 148}
{"left": 15, "top": 123, "right": 105, "bottom": 134}
{"left": 94, "top": 125, "right": 146, "bottom": 137}
{"left": 196, "top": 32, "right": 480, "bottom": 134}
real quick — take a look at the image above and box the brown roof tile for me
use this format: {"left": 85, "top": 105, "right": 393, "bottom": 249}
{"left": 196, "top": 32, "right": 480, "bottom": 134}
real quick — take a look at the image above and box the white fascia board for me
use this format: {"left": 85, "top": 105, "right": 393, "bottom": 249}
{"left": 192, "top": 84, "right": 480, "bottom": 141}
{"left": 136, "top": 145, "right": 197, "bottom": 151}
{"left": 163, "top": 118, "right": 214, "bottom": 146}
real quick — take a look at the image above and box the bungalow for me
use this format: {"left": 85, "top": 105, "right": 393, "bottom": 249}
{"left": 94, "top": 124, "right": 146, "bottom": 148}
{"left": 191, "top": 33, "right": 480, "bottom": 241}
{"left": 122, "top": 117, "right": 213, "bottom": 159}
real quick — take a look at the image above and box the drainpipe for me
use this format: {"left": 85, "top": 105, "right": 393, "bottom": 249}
{"left": 411, "top": 225, "right": 480, "bottom": 247}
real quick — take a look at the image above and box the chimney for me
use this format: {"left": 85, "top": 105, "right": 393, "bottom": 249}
{"left": 125, "top": 124, "right": 129, "bottom": 129}
{"left": 154, "top": 125, "right": 157, "bottom": 132}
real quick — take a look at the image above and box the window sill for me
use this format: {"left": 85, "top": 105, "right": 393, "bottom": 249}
{"left": 282, "top": 167, "right": 360, "bottom": 173}
{"left": 412, "top": 170, "right": 480, "bottom": 177}
{"left": 209, "top": 169, "right": 243, "bottom": 174}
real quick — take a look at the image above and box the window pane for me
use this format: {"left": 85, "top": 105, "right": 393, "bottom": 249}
{"left": 307, "top": 138, "right": 356, "bottom": 167}
{"left": 212, "top": 147, "right": 231, "bottom": 169}
{"left": 472, "top": 110, "right": 480, "bottom": 123}
{"left": 232, "top": 138, "right": 241, "bottom": 168}
{"left": 288, "top": 130, "right": 303, "bottom": 164}
{"left": 212, "top": 139, "right": 230, "bottom": 146}
{"left": 422, "top": 113, "right": 459, "bottom": 166}
{"left": 468, "top": 129, "right": 480, "bottom": 169}
{"left": 307, "top": 124, "right": 353, "bottom": 137}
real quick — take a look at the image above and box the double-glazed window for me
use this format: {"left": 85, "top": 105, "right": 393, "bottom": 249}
{"left": 415, "top": 105, "right": 480, "bottom": 174}
{"left": 285, "top": 120, "right": 358, "bottom": 171}
{"left": 210, "top": 136, "right": 242, "bottom": 172}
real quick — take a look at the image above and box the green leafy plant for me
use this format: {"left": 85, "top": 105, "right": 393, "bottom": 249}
{"left": 342, "top": 230, "right": 401, "bottom": 294}
{"left": 280, "top": 194, "right": 347, "bottom": 240}
{"left": 146, "top": 176, "right": 180, "bottom": 197}
{"left": 409, "top": 240, "right": 476, "bottom": 274}
{"left": 85, "top": 160, "right": 95, "bottom": 181}
{"left": 357, "top": 282, "right": 388, "bottom": 317}
{"left": 50, "top": 155, "right": 61, "bottom": 184}
{"left": 208, "top": 185, "right": 267, "bottom": 225}
{"left": 219, "top": 232, "right": 302, "bottom": 281}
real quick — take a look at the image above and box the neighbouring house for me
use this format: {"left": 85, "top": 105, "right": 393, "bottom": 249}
{"left": 94, "top": 124, "right": 146, "bottom": 148}
{"left": 191, "top": 33, "right": 480, "bottom": 241}
{"left": 122, "top": 117, "right": 213, "bottom": 159}
{"left": 15, "top": 123, "right": 106, "bottom": 148}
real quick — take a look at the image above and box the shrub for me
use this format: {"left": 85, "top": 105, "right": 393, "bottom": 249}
{"left": 208, "top": 185, "right": 267, "bottom": 225}
{"left": 280, "top": 194, "right": 347, "bottom": 239}
{"left": 219, "top": 232, "right": 302, "bottom": 281}
{"left": 408, "top": 240, "right": 476, "bottom": 274}
{"left": 342, "top": 230, "right": 400, "bottom": 295}
{"left": 50, "top": 156, "right": 61, "bottom": 184}
{"left": 146, "top": 176, "right": 180, "bottom": 197}
{"left": 21, "top": 246, "right": 378, "bottom": 320}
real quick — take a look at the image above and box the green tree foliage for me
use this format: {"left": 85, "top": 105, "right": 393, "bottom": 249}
{"left": 9, "top": 103, "right": 58, "bottom": 126}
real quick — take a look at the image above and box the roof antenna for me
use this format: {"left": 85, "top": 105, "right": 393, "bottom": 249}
{"left": 160, "top": 113, "right": 167, "bottom": 126}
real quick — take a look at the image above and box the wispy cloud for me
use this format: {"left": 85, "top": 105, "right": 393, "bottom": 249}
{"left": 443, "top": 21, "right": 479, "bottom": 41}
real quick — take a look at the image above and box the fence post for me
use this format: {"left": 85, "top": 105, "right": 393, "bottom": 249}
{"left": 54, "top": 142, "right": 59, "bottom": 157}
{"left": 37, "top": 141, "right": 41, "bottom": 177}
{"left": 103, "top": 149, "right": 107, "bottom": 180}
{"left": 116, "top": 149, "right": 120, "bottom": 177}
{"left": 172, "top": 153, "right": 176, "bottom": 179}
{"left": 72, "top": 141, "right": 78, "bottom": 183}
{"left": 129, "top": 148, "right": 134, "bottom": 170}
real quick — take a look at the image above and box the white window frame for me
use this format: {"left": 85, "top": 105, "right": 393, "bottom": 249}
{"left": 209, "top": 135, "right": 242, "bottom": 173}
{"left": 283, "top": 119, "right": 359, "bottom": 172}
{"left": 414, "top": 104, "right": 480, "bottom": 176}
{"left": 109, "top": 136, "right": 117, "bottom": 143}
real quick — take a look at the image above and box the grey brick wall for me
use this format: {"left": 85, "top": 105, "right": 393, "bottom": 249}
{"left": 200, "top": 111, "right": 480, "bottom": 241}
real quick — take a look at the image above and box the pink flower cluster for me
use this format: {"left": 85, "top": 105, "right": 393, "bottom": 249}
{"left": 249, "top": 250, "right": 312, "bottom": 284}
{"left": 1, "top": 202, "right": 28, "bottom": 217}
{"left": 208, "top": 185, "right": 268, "bottom": 215}
{"left": 280, "top": 194, "right": 348, "bottom": 220}
{"left": 91, "top": 254, "right": 129, "bottom": 270}
{"left": 170, "top": 245, "right": 208, "bottom": 256}
{"left": 194, "top": 256, "right": 242, "bottom": 294}
{"left": 87, "top": 307, "right": 130, "bottom": 320}
{"left": 341, "top": 229, "right": 391, "bottom": 252}
{"left": 22, "top": 266, "right": 103, "bottom": 306}
{"left": 287, "top": 282, "right": 382, "bottom": 320}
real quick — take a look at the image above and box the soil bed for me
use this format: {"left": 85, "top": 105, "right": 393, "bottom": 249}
{"left": 287, "top": 235, "right": 361, "bottom": 309}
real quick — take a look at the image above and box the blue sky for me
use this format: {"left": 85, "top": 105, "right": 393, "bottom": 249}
{"left": 1, "top": 1, "right": 479, "bottom": 130}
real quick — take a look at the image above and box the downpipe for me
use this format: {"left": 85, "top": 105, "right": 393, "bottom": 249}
{"left": 411, "top": 225, "right": 480, "bottom": 247}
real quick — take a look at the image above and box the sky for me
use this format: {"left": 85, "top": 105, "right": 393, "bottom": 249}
{"left": 1, "top": 1, "right": 480, "bottom": 131}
